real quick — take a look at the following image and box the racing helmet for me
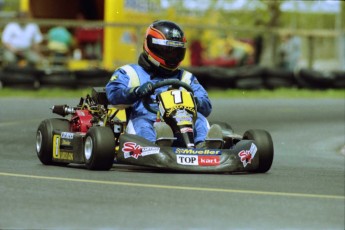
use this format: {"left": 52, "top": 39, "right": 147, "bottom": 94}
{"left": 144, "top": 20, "right": 187, "bottom": 71}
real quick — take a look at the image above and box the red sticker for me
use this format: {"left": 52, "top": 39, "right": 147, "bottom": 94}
{"left": 198, "top": 156, "right": 220, "bottom": 166}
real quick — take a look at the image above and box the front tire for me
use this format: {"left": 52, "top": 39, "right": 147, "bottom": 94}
{"left": 243, "top": 129, "right": 274, "bottom": 173}
{"left": 84, "top": 127, "right": 115, "bottom": 170}
{"left": 36, "top": 118, "right": 70, "bottom": 165}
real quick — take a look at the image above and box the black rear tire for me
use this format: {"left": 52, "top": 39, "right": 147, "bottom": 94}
{"left": 243, "top": 129, "right": 274, "bottom": 173}
{"left": 84, "top": 127, "right": 115, "bottom": 170}
{"left": 36, "top": 118, "right": 70, "bottom": 165}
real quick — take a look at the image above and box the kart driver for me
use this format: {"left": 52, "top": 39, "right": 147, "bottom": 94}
{"left": 106, "top": 20, "right": 220, "bottom": 148}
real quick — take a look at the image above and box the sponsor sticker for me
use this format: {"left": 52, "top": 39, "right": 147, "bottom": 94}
{"left": 173, "top": 109, "right": 193, "bottom": 125}
{"left": 59, "top": 151, "right": 74, "bottom": 160}
{"left": 187, "top": 143, "right": 195, "bottom": 148}
{"left": 61, "top": 132, "right": 74, "bottom": 139}
{"left": 180, "top": 127, "right": 193, "bottom": 133}
{"left": 177, "top": 155, "right": 198, "bottom": 165}
{"left": 166, "top": 40, "right": 185, "bottom": 47}
{"left": 53, "top": 135, "right": 60, "bottom": 158}
{"left": 198, "top": 156, "right": 220, "bottom": 166}
{"left": 174, "top": 148, "right": 221, "bottom": 155}
{"left": 238, "top": 143, "right": 257, "bottom": 167}
{"left": 176, "top": 155, "right": 220, "bottom": 166}
{"left": 165, "top": 105, "right": 195, "bottom": 117}
{"left": 171, "top": 29, "right": 182, "bottom": 38}
{"left": 61, "top": 139, "right": 72, "bottom": 146}
{"left": 158, "top": 103, "right": 166, "bottom": 117}
{"left": 122, "top": 142, "right": 160, "bottom": 159}
{"left": 52, "top": 135, "right": 74, "bottom": 160}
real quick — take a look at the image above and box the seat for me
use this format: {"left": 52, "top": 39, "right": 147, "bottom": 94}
{"left": 205, "top": 124, "right": 224, "bottom": 149}
{"left": 154, "top": 122, "right": 176, "bottom": 147}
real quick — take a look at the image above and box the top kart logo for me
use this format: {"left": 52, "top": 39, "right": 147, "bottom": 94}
{"left": 238, "top": 143, "right": 257, "bottom": 167}
{"left": 122, "top": 142, "right": 160, "bottom": 159}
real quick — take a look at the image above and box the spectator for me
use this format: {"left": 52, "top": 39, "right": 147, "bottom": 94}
{"left": 74, "top": 13, "right": 103, "bottom": 60}
{"left": 1, "top": 11, "right": 43, "bottom": 67}
{"left": 277, "top": 33, "right": 301, "bottom": 71}
{"left": 253, "top": 19, "right": 264, "bottom": 65}
{"left": 253, "top": 34, "right": 263, "bottom": 65}
{"left": 47, "top": 26, "right": 73, "bottom": 65}
{"left": 225, "top": 38, "right": 253, "bottom": 66}
{"left": 288, "top": 35, "right": 302, "bottom": 70}
{"left": 190, "top": 39, "right": 204, "bottom": 66}
{"left": 189, "top": 29, "right": 206, "bottom": 66}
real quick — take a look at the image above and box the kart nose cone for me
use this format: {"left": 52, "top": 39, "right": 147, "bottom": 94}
{"left": 84, "top": 136, "right": 93, "bottom": 160}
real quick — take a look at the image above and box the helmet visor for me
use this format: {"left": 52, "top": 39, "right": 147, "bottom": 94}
{"left": 149, "top": 37, "right": 186, "bottom": 67}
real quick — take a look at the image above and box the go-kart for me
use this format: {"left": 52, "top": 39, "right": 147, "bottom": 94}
{"left": 36, "top": 79, "right": 274, "bottom": 173}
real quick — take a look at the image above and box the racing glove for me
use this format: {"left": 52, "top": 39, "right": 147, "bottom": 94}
{"left": 134, "top": 82, "right": 154, "bottom": 98}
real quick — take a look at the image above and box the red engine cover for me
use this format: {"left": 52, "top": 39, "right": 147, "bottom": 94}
{"left": 71, "top": 110, "right": 93, "bottom": 133}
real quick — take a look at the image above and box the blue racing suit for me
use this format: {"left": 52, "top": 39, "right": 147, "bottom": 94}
{"left": 105, "top": 64, "right": 212, "bottom": 144}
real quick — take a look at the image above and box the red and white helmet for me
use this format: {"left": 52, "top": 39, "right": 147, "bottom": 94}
{"left": 144, "top": 20, "right": 187, "bottom": 70}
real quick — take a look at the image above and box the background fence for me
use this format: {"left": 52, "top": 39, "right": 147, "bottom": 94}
{"left": 0, "top": 0, "right": 344, "bottom": 89}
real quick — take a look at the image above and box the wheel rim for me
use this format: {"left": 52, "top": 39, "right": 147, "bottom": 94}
{"left": 84, "top": 136, "right": 93, "bottom": 160}
{"left": 36, "top": 130, "right": 42, "bottom": 153}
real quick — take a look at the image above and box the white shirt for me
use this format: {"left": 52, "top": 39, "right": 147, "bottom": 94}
{"left": 1, "top": 22, "right": 43, "bottom": 50}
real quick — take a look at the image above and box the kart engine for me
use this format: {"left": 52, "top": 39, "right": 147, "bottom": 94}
{"left": 51, "top": 94, "right": 108, "bottom": 133}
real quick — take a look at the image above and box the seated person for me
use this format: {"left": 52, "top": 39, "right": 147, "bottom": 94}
{"left": 47, "top": 26, "right": 73, "bottom": 65}
{"left": 1, "top": 12, "right": 43, "bottom": 67}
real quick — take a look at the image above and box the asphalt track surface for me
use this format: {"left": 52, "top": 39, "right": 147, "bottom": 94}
{"left": 0, "top": 97, "right": 344, "bottom": 229}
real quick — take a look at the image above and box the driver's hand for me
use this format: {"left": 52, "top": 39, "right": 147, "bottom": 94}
{"left": 134, "top": 82, "right": 154, "bottom": 98}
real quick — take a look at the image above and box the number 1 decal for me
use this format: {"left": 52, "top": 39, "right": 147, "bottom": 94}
{"left": 171, "top": 90, "right": 182, "bottom": 104}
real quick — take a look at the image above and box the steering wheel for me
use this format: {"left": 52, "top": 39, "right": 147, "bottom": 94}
{"left": 143, "top": 79, "right": 194, "bottom": 114}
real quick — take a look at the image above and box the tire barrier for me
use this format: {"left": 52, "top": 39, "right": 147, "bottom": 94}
{"left": 262, "top": 68, "right": 296, "bottom": 89}
{"left": 233, "top": 66, "right": 267, "bottom": 89}
{"left": 0, "top": 66, "right": 344, "bottom": 89}
{"left": 0, "top": 67, "right": 113, "bottom": 89}
{"left": 0, "top": 66, "right": 44, "bottom": 89}
{"left": 186, "top": 66, "right": 345, "bottom": 89}
{"left": 38, "top": 69, "right": 77, "bottom": 89}
{"left": 74, "top": 69, "right": 111, "bottom": 87}
{"left": 187, "top": 66, "right": 294, "bottom": 89}
{"left": 296, "top": 68, "right": 345, "bottom": 89}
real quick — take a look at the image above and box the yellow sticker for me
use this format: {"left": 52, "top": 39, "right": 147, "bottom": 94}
{"left": 59, "top": 151, "right": 74, "bottom": 160}
{"left": 52, "top": 135, "right": 60, "bottom": 159}
{"left": 53, "top": 135, "right": 73, "bottom": 160}
{"left": 61, "top": 139, "right": 71, "bottom": 146}
{"left": 160, "top": 90, "right": 194, "bottom": 109}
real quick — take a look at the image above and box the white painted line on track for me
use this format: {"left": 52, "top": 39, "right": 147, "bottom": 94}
{"left": 1, "top": 172, "right": 344, "bottom": 200}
